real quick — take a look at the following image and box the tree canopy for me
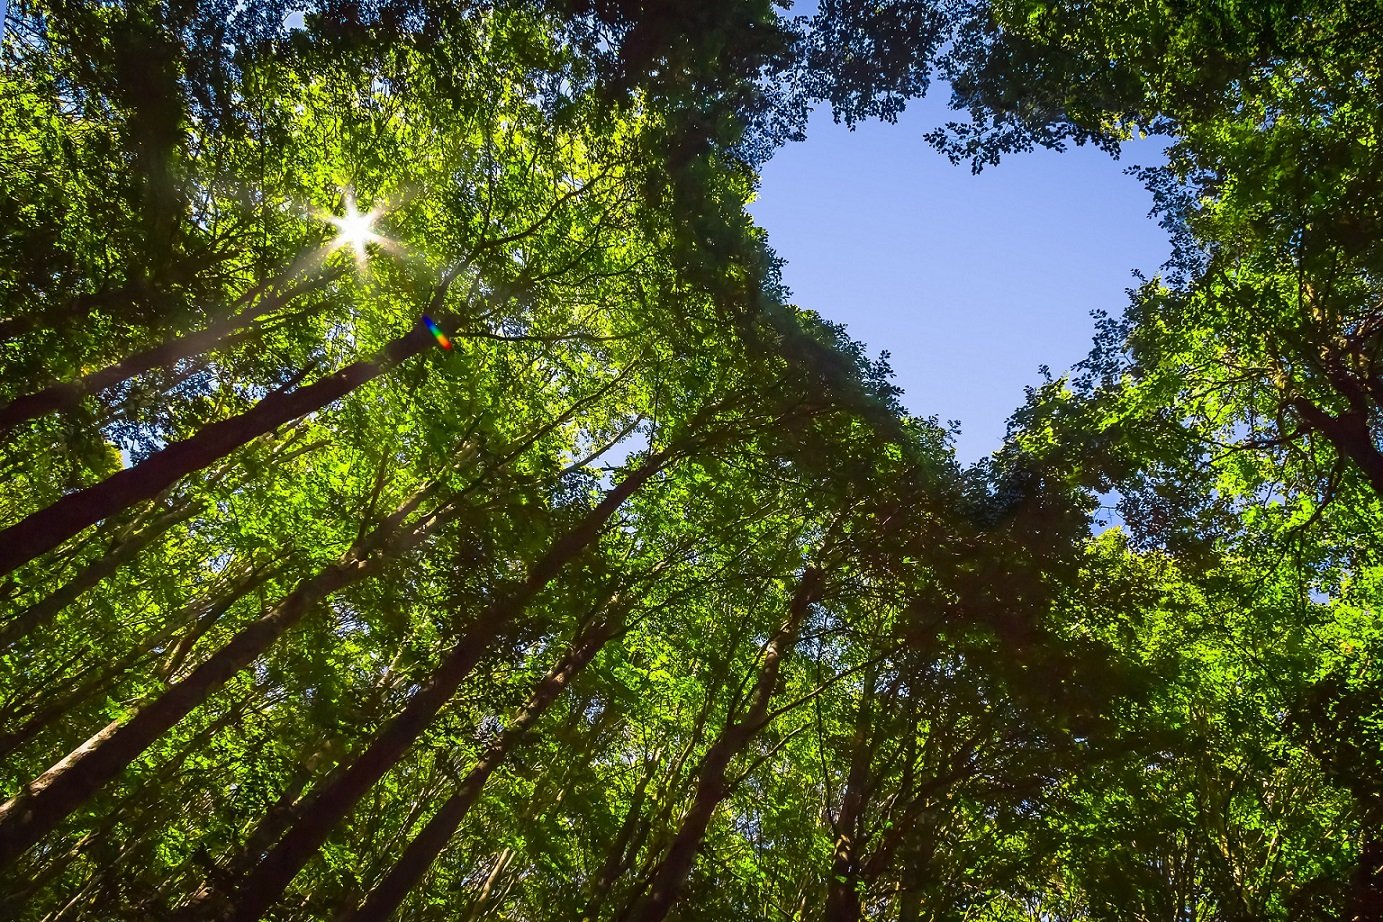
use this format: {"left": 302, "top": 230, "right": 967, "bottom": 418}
{"left": 1, "top": 0, "right": 1381, "bottom": 919}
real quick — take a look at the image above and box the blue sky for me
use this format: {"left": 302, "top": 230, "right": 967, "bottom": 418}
{"left": 747, "top": 91, "right": 1171, "bottom": 463}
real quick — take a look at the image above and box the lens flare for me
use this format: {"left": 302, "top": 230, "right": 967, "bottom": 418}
{"left": 422, "top": 314, "right": 452, "bottom": 351}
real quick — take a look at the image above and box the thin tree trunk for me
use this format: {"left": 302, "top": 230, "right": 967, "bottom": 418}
{"left": 346, "top": 615, "right": 621, "bottom": 920}
{"left": 622, "top": 566, "right": 823, "bottom": 922}
{"left": 0, "top": 691, "right": 256, "bottom": 918}
{"left": 157, "top": 563, "right": 277, "bottom": 681}
{"left": 0, "top": 482, "right": 455, "bottom": 868}
{"left": 0, "top": 286, "right": 447, "bottom": 577}
{"left": 209, "top": 448, "right": 672, "bottom": 922}
{"left": 0, "top": 500, "right": 199, "bottom": 649}
{"left": 618, "top": 652, "right": 738, "bottom": 906}
{"left": 0, "top": 562, "right": 273, "bottom": 761}
{"left": 580, "top": 747, "right": 665, "bottom": 922}
{"left": 825, "top": 660, "right": 876, "bottom": 922}
{"left": 897, "top": 883, "right": 922, "bottom": 922}
{"left": 0, "top": 265, "right": 340, "bottom": 433}
{"left": 463, "top": 847, "right": 514, "bottom": 922}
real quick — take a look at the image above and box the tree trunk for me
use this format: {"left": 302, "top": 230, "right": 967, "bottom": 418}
{"left": 622, "top": 566, "right": 823, "bottom": 922}
{"left": 1291, "top": 396, "right": 1383, "bottom": 498}
{"left": 0, "top": 265, "right": 340, "bottom": 433}
{"left": 204, "top": 448, "right": 673, "bottom": 922}
{"left": 463, "top": 847, "right": 514, "bottom": 922}
{"left": 158, "top": 563, "right": 278, "bottom": 681}
{"left": 0, "top": 315, "right": 436, "bottom": 577}
{"left": 0, "top": 690, "right": 256, "bottom": 918}
{"left": 0, "top": 485, "right": 453, "bottom": 868}
{"left": 580, "top": 747, "right": 665, "bottom": 922}
{"left": 825, "top": 660, "right": 876, "bottom": 922}
{"left": 1349, "top": 822, "right": 1383, "bottom": 922}
{"left": 346, "top": 615, "right": 621, "bottom": 920}
{"left": 0, "top": 562, "right": 272, "bottom": 761}
{"left": 0, "top": 499, "right": 199, "bottom": 649}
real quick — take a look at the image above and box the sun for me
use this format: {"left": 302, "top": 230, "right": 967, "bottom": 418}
{"left": 328, "top": 195, "right": 381, "bottom": 261}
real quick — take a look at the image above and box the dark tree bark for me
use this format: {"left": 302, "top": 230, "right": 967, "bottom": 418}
{"left": 1349, "top": 822, "right": 1383, "bottom": 922}
{"left": 0, "top": 562, "right": 274, "bottom": 761}
{"left": 0, "top": 266, "right": 341, "bottom": 433}
{"left": 206, "top": 447, "right": 672, "bottom": 922}
{"left": 0, "top": 690, "right": 256, "bottom": 918}
{"left": 825, "top": 660, "right": 877, "bottom": 922}
{"left": 621, "top": 566, "right": 823, "bottom": 922}
{"left": 0, "top": 305, "right": 441, "bottom": 577}
{"left": 346, "top": 615, "right": 621, "bottom": 920}
{"left": 1292, "top": 396, "right": 1383, "bottom": 498}
{"left": 0, "top": 484, "right": 452, "bottom": 868}
{"left": 157, "top": 563, "right": 279, "bottom": 681}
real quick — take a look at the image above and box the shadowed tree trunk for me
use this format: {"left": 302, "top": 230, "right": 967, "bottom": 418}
{"left": 0, "top": 273, "right": 456, "bottom": 577}
{"left": 579, "top": 745, "right": 666, "bottom": 922}
{"left": 825, "top": 659, "right": 877, "bottom": 922}
{"left": 0, "top": 264, "right": 341, "bottom": 434}
{"left": 0, "top": 499, "right": 199, "bottom": 649}
{"left": 0, "top": 688, "right": 258, "bottom": 918}
{"left": 1349, "top": 814, "right": 1383, "bottom": 922}
{"left": 621, "top": 565, "right": 823, "bottom": 922}
{"left": 0, "top": 560, "right": 276, "bottom": 762}
{"left": 0, "top": 481, "right": 455, "bottom": 868}
{"left": 1291, "top": 396, "right": 1383, "bottom": 498}
{"left": 345, "top": 614, "right": 623, "bottom": 920}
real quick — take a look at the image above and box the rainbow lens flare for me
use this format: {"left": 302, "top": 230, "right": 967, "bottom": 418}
{"left": 422, "top": 315, "right": 452, "bottom": 351}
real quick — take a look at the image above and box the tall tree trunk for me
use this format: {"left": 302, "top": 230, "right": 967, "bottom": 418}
{"left": 0, "top": 690, "right": 256, "bottom": 918}
{"left": 158, "top": 563, "right": 278, "bottom": 682}
{"left": 346, "top": 615, "right": 621, "bottom": 920}
{"left": 207, "top": 448, "right": 672, "bottom": 922}
{"left": 0, "top": 483, "right": 454, "bottom": 868}
{"left": 0, "top": 499, "right": 199, "bottom": 649}
{"left": 177, "top": 732, "right": 364, "bottom": 914}
{"left": 825, "top": 660, "right": 877, "bottom": 922}
{"left": 897, "top": 883, "right": 922, "bottom": 922}
{"left": 1349, "top": 817, "right": 1383, "bottom": 922}
{"left": 0, "top": 265, "right": 340, "bottom": 433}
{"left": 0, "top": 562, "right": 272, "bottom": 761}
{"left": 0, "top": 292, "right": 446, "bottom": 577}
{"left": 621, "top": 566, "right": 823, "bottom": 922}
{"left": 615, "top": 642, "right": 743, "bottom": 908}
{"left": 463, "top": 847, "right": 514, "bottom": 922}
{"left": 580, "top": 747, "right": 665, "bottom": 922}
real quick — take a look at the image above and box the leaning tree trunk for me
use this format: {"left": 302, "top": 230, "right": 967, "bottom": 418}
{"left": 0, "top": 498, "right": 198, "bottom": 649}
{"left": 579, "top": 746, "right": 666, "bottom": 922}
{"left": 0, "top": 688, "right": 256, "bottom": 918}
{"left": 0, "top": 265, "right": 341, "bottom": 434}
{"left": 0, "top": 482, "right": 454, "bottom": 868}
{"left": 346, "top": 614, "right": 622, "bottom": 920}
{"left": 0, "top": 561, "right": 274, "bottom": 761}
{"left": 205, "top": 448, "right": 673, "bottom": 922}
{"left": 622, "top": 566, "right": 823, "bottom": 922}
{"left": 0, "top": 275, "right": 453, "bottom": 577}
{"left": 1291, "top": 395, "right": 1383, "bottom": 498}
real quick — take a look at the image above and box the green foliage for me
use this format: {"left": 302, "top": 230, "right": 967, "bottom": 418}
{"left": 0, "top": 0, "right": 1379, "bottom": 919}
